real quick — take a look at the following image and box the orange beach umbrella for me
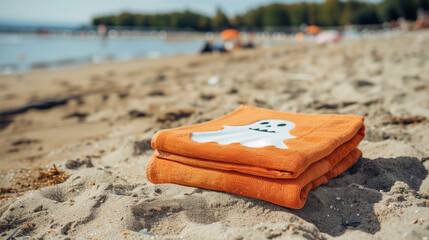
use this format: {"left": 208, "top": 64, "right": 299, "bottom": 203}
{"left": 306, "top": 25, "right": 321, "bottom": 34}
{"left": 220, "top": 29, "right": 240, "bottom": 41}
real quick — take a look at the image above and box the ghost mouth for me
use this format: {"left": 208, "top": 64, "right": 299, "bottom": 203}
{"left": 249, "top": 127, "right": 277, "bottom": 133}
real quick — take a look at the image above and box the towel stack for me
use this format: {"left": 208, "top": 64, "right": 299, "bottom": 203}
{"left": 147, "top": 105, "right": 365, "bottom": 209}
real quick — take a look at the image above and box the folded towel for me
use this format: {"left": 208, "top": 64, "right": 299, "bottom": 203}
{"left": 147, "top": 105, "right": 365, "bottom": 209}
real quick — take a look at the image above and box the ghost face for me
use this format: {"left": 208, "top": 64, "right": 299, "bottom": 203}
{"left": 191, "top": 119, "right": 296, "bottom": 149}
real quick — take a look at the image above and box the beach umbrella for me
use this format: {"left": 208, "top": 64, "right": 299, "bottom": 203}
{"left": 315, "top": 30, "right": 342, "bottom": 44}
{"left": 220, "top": 29, "right": 240, "bottom": 41}
{"left": 306, "top": 25, "right": 321, "bottom": 34}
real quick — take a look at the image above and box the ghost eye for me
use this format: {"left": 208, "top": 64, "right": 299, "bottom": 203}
{"left": 260, "top": 122, "right": 269, "bottom": 125}
{"left": 277, "top": 123, "right": 287, "bottom": 127}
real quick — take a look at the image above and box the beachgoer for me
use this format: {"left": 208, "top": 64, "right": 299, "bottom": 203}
{"left": 199, "top": 41, "right": 213, "bottom": 54}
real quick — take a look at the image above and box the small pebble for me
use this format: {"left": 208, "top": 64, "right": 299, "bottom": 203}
{"left": 344, "top": 220, "right": 361, "bottom": 227}
{"left": 139, "top": 230, "right": 154, "bottom": 236}
{"left": 234, "top": 235, "right": 244, "bottom": 240}
{"left": 208, "top": 76, "right": 220, "bottom": 85}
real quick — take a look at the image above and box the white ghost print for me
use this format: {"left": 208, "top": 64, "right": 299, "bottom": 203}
{"left": 191, "top": 119, "right": 296, "bottom": 149}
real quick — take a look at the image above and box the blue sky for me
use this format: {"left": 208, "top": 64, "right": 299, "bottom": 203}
{"left": 0, "top": 0, "right": 380, "bottom": 25}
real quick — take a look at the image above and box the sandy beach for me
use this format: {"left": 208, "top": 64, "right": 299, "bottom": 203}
{"left": 1, "top": 30, "right": 429, "bottom": 239}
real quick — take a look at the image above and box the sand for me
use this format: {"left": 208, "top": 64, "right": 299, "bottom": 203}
{"left": 1, "top": 30, "right": 429, "bottom": 239}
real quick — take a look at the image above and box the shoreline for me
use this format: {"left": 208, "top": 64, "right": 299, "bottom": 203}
{"left": 0, "top": 50, "right": 200, "bottom": 76}
{"left": 0, "top": 28, "right": 404, "bottom": 76}
{"left": 0, "top": 33, "right": 207, "bottom": 75}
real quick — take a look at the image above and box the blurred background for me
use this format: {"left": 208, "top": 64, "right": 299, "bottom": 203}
{"left": 1, "top": 0, "right": 428, "bottom": 74}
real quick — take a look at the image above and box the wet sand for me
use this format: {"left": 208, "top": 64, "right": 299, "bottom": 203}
{"left": 1, "top": 30, "right": 429, "bottom": 239}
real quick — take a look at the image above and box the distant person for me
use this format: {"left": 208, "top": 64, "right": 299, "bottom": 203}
{"left": 199, "top": 41, "right": 213, "bottom": 54}
{"left": 243, "top": 33, "right": 256, "bottom": 49}
{"left": 223, "top": 41, "right": 235, "bottom": 51}
{"left": 415, "top": 13, "right": 429, "bottom": 29}
{"left": 18, "top": 53, "right": 26, "bottom": 61}
{"left": 213, "top": 42, "right": 227, "bottom": 53}
{"left": 242, "top": 41, "right": 255, "bottom": 49}
{"left": 97, "top": 24, "right": 108, "bottom": 40}
{"left": 398, "top": 18, "right": 410, "bottom": 31}
{"left": 390, "top": 20, "right": 398, "bottom": 29}
{"left": 344, "top": 23, "right": 354, "bottom": 31}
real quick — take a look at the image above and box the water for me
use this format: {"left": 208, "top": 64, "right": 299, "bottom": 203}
{"left": 0, "top": 33, "right": 204, "bottom": 74}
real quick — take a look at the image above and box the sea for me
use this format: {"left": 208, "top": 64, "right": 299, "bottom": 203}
{"left": 0, "top": 31, "right": 205, "bottom": 75}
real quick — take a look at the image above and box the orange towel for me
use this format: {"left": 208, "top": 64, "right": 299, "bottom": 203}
{"left": 147, "top": 105, "right": 365, "bottom": 209}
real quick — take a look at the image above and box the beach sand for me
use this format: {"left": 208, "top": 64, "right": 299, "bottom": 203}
{"left": 1, "top": 30, "right": 429, "bottom": 239}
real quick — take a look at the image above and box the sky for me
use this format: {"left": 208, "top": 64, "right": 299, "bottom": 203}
{"left": 0, "top": 0, "right": 380, "bottom": 26}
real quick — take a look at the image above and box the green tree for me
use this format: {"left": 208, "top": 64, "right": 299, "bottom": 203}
{"left": 115, "top": 12, "right": 136, "bottom": 26}
{"left": 92, "top": 15, "right": 115, "bottom": 26}
{"left": 378, "top": 0, "right": 420, "bottom": 21}
{"left": 340, "top": 0, "right": 363, "bottom": 25}
{"left": 135, "top": 14, "right": 150, "bottom": 27}
{"left": 261, "top": 4, "right": 290, "bottom": 27}
{"left": 418, "top": 0, "right": 429, "bottom": 10}
{"left": 149, "top": 14, "right": 170, "bottom": 28}
{"left": 322, "top": 0, "right": 343, "bottom": 26}
{"left": 352, "top": 6, "right": 381, "bottom": 24}
{"left": 91, "top": 0, "right": 428, "bottom": 30}
{"left": 307, "top": 3, "right": 320, "bottom": 25}
{"left": 196, "top": 16, "right": 211, "bottom": 31}
{"left": 212, "top": 8, "right": 230, "bottom": 29}
{"left": 289, "top": 3, "right": 309, "bottom": 26}
{"left": 378, "top": 0, "right": 400, "bottom": 21}
{"left": 242, "top": 9, "right": 262, "bottom": 28}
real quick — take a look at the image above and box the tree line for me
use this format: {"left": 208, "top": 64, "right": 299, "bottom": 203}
{"left": 92, "top": 0, "right": 429, "bottom": 30}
